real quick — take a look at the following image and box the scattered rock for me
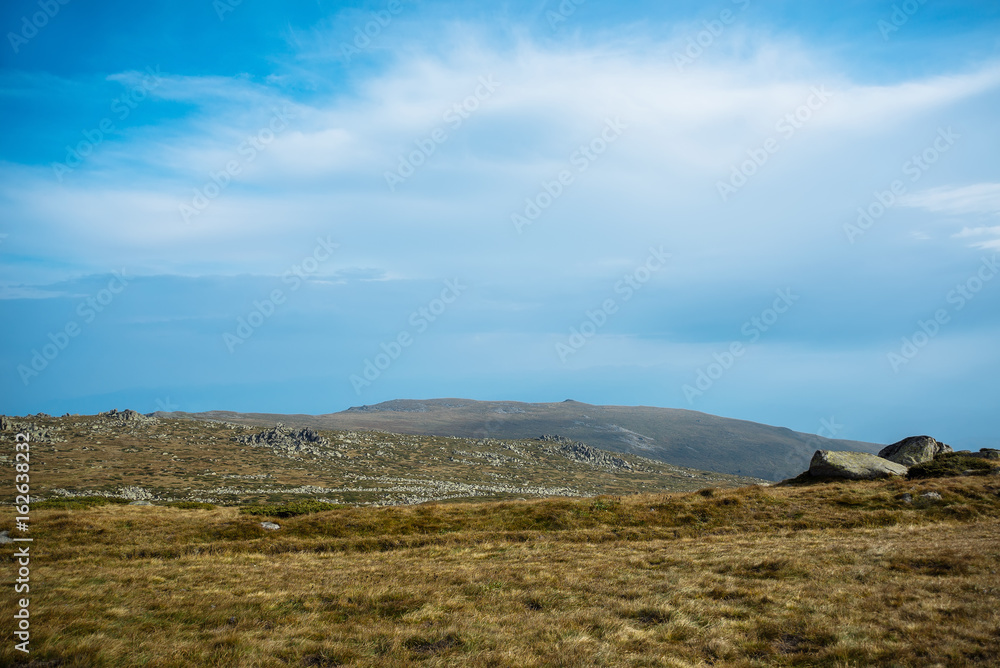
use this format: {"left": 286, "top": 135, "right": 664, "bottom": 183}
{"left": 119, "top": 486, "right": 154, "bottom": 501}
{"left": 900, "top": 493, "right": 913, "bottom": 504}
{"left": 975, "top": 448, "right": 999, "bottom": 461}
{"left": 809, "top": 450, "right": 908, "bottom": 480}
{"left": 260, "top": 522, "right": 280, "bottom": 530}
{"left": 129, "top": 500, "right": 152, "bottom": 506}
{"left": 878, "top": 436, "right": 952, "bottom": 467}
{"left": 920, "top": 491, "right": 942, "bottom": 501}
{"left": 0, "top": 531, "right": 13, "bottom": 544}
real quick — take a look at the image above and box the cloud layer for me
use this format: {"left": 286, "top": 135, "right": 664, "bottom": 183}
{"left": 1, "top": 1, "right": 999, "bottom": 448}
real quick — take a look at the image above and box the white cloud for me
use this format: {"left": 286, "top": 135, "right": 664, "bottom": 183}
{"left": 901, "top": 182, "right": 1000, "bottom": 215}
{"left": 954, "top": 225, "right": 1000, "bottom": 238}
{"left": 901, "top": 183, "right": 1000, "bottom": 249}
{"left": 0, "top": 286, "right": 81, "bottom": 300}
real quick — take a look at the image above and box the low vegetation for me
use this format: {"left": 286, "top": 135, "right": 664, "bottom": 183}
{"left": 240, "top": 500, "right": 347, "bottom": 518}
{"left": 31, "top": 496, "right": 132, "bottom": 511}
{"left": 3, "top": 474, "right": 999, "bottom": 666}
{"left": 165, "top": 501, "right": 217, "bottom": 510}
{"left": 908, "top": 452, "right": 995, "bottom": 479}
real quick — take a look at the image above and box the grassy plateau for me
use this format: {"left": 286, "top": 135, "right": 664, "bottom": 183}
{"left": 3, "top": 470, "right": 999, "bottom": 666}
{"left": 2, "top": 412, "right": 998, "bottom": 666}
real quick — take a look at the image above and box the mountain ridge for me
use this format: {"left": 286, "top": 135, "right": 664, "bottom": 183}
{"left": 158, "top": 399, "right": 884, "bottom": 480}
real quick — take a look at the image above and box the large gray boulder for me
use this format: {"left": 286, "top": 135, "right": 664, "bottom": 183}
{"left": 878, "top": 436, "right": 952, "bottom": 467}
{"left": 809, "top": 450, "right": 908, "bottom": 480}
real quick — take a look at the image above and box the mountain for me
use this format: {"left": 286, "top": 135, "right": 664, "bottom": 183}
{"left": 160, "top": 399, "right": 884, "bottom": 480}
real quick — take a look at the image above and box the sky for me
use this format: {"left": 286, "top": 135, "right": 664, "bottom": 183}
{"left": 1, "top": 0, "right": 999, "bottom": 449}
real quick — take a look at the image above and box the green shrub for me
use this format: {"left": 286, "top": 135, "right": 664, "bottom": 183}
{"left": 239, "top": 499, "right": 345, "bottom": 518}
{"left": 165, "top": 501, "right": 216, "bottom": 510}
{"left": 33, "top": 496, "right": 132, "bottom": 510}
{"left": 908, "top": 454, "right": 994, "bottom": 479}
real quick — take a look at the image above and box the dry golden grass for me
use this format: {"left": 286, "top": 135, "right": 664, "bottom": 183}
{"left": 3, "top": 474, "right": 999, "bottom": 666}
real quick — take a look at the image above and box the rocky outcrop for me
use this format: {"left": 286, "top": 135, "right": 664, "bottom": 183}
{"left": 878, "top": 436, "right": 952, "bottom": 467}
{"left": 235, "top": 424, "right": 330, "bottom": 457}
{"left": 955, "top": 448, "right": 1000, "bottom": 461}
{"left": 98, "top": 408, "right": 159, "bottom": 426}
{"left": 0, "top": 416, "right": 65, "bottom": 443}
{"left": 809, "top": 450, "right": 908, "bottom": 480}
{"left": 78, "top": 409, "right": 160, "bottom": 437}
{"left": 539, "top": 435, "right": 638, "bottom": 472}
{"left": 554, "top": 441, "right": 634, "bottom": 471}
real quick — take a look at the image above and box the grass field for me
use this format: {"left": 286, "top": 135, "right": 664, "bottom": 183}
{"left": 3, "top": 473, "right": 999, "bottom": 666}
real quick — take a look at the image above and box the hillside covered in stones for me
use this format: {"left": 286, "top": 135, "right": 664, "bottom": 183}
{"left": 0, "top": 411, "right": 766, "bottom": 506}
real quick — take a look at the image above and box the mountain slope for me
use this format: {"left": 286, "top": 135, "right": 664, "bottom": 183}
{"left": 162, "top": 399, "right": 884, "bottom": 480}
{"left": 1, "top": 411, "right": 764, "bottom": 507}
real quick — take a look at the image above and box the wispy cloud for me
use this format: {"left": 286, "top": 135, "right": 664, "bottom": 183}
{"left": 4, "top": 37, "right": 1000, "bottom": 285}
{"left": 901, "top": 182, "right": 1000, "bottom": 215}
{"left": 901, "top": 182, "right": 1000, "bottom": 249}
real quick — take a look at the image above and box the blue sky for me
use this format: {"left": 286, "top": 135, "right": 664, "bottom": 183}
{"left": 2, "top": 0, "right": 999, "bottom": 449}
